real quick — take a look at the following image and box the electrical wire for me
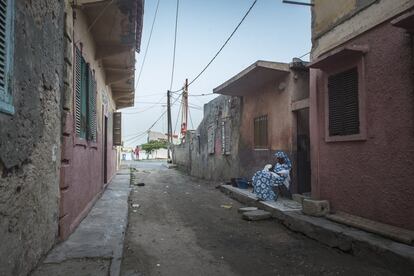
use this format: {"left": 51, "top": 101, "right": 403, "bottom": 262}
{"left": 124, "top": 93, "right": 182, "bottom": 142}
{"left": 188, "top": 93, "right": 214, "bottom": 97}
{"left": 173, "top": 98, "right": 182, "bottom": 135}
{"left": 169, "top": 0, "right": 180, "bottom": 90}
{"left": 170, "top": 0, "right": 258, "bottom": 93}
{"left": 134, "top": 0, "right": 161, "bottom": 91}
{"left": 188, "top": 107, "right": 194, "bottom": 129}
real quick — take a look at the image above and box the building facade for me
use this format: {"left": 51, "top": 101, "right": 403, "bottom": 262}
{"left": 59, "top": 0, "right": 143, "bottom": 239}
{"left": 0, "top": 1, "right": 64, "bottom": 275}
{"left": 309, "top": 0, "right": 414, "bottom": 230}
{"left": 174, "top": 60, "right": 310, "bottom": 194}
{"left": 0, "top": 0, "right": 143, "bottom": 274}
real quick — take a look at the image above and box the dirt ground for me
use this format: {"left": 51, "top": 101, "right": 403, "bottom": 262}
{"left": 120, "top": 161, "right": 397, "bottom": 276}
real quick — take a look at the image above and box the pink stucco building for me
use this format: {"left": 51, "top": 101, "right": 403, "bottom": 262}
{"left": 309, "top": 0, "right": 414, "bottom": 230}
{"left": 59, "top": 0, "right": 143, "bottom": 239}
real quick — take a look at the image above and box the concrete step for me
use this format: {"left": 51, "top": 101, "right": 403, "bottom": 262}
{"left": 219, "top": 184, "right": 414, "bottom": 275}
{"left": 242, "top": 210, "right": 272, "bottom": 221}
{"left": 327, "top": 211, "right": 414, "bottom": 245}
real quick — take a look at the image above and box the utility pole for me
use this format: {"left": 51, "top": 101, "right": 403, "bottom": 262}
{"left": 181, "top": 79, "right": 188, "bottom": 140}
{"left": 167, "top": 90, "right": 172, "bottom": 162}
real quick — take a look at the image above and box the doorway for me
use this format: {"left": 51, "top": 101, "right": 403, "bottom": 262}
{"left": 296, "top": 108, "right": 311, "bottom": 194}
{"left": 104, "top": 116, "right": 108, "bottom": 184}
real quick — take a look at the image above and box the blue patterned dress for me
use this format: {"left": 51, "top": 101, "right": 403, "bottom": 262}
{"left": 252, "top": 151, "right": 292, "bottom": 201}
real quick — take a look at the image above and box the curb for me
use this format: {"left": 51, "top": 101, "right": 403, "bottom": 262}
{"left": 220, "top": 185, "right": 414, "bottom": 275}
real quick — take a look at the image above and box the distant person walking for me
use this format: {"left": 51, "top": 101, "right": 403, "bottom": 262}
{"left": 134, "top": 146, "right": 140, "bottom": 161}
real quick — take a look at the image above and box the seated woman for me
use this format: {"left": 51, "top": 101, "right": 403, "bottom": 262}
{"left": 252, "top": 151, "right": 292, "bottom": 201}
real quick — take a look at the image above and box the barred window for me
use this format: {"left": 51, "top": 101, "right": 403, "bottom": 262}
{"left": 254, "top": 115, "right": 268, "bottom": 149}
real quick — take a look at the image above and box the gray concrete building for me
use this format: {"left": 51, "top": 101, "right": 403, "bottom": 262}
{"left": 0, "top": 1, "right": 64, "bottom": 275}
{"left": 0, "top": 0, "right": 143, "bottom": 274}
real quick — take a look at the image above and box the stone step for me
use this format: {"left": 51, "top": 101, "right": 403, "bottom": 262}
{"left": 242, "top": 210, "right": 272, "bottom": 221}
{"left": 327, "top": 211, "right": 414, "bottom": 245}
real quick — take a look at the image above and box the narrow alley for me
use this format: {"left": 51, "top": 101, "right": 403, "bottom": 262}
{"left": 120, "top": 161, "right": 396, "bottom": 276}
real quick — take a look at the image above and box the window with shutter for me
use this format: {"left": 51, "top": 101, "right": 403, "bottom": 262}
{"left": 328, "top": 67, "right": 360, "bottom": 136}
{"left": 113, "top": 112, "right": 122, "bottom": 146}
{"left": 87, "top": 70, "right": 97, "bottom": 142}
{"left": 0, "top": 0, "right": 14, "bottom": 115}
{"left": 254, "top": 115, "right": 268, "bottom": 149}
{"left": 75, "top": 46, "right": 97, "bottom": 142}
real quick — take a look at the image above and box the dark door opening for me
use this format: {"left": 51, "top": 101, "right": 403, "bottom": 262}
{"left": 104, "top": 116, "right": 108, "bottom": 184}
{"left": 296, "top": 108, "right": 311, "bottom": 194}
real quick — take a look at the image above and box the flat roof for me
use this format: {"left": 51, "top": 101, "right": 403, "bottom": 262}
{"left": 213, "top": 61, "right": 290, "bottom": 96}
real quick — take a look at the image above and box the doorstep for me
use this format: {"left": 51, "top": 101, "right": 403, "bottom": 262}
{"left": 220, "top": 184, "right": 414, "bottom": 275}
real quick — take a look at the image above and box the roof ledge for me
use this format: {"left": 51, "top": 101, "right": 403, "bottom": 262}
{"left": 308, "top": 45, "right": 369, "bottom": 70}
{"left": 391, "top": 9, "right": 414, "bottom": 33}
{"left": 213, "top": 61, "right": 290, "bottom": 96}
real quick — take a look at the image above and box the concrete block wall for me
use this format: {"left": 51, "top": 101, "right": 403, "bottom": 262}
{"left": 173, "top": 95, "right": 242, "bottom": 181}
{"left": 0, "top": 1, "right": 65, "bottom": 275}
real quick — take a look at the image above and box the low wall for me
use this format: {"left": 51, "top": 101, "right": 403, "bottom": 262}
{"left": 173, "top": 95, "right": 242, "bottom": 181}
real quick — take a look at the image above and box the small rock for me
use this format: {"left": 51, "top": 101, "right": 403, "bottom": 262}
{"left": 131, "top": 204, "right": 140, "bottom": 208}
{"left": 156, "top": 264, "right": 160, "bottom": 267}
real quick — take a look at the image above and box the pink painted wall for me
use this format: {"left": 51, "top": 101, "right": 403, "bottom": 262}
{"left": 239, "top": 81, "right": 293, "bottom": 178}
{"left": 60, "top": 111, "right": 117, "bottom": 239}
{"left": 310, "top": 22, "right": 414, "bottom": 230}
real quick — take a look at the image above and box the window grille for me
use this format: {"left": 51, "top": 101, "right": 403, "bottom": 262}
{"left": 254, "top": 115, "right": 268, "bottom": 148}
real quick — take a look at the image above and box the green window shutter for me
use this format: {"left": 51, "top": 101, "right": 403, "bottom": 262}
{"left": 87, "top": 70, "right": 97, "bottom": 142}
{"left": 75, "top": 47, "right": 82, "bottom": 136}
{"left": 79, "top": 59, "right": 88, "bottom": 139}
{"left": 0, "top": 0, "right": 14, "bottom": 115}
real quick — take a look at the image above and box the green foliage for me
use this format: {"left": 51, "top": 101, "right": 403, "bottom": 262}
{"left": 141, "top": 140, "right": 168, "bottom": 154}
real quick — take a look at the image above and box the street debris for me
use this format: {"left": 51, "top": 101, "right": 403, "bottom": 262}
{"left": 131, "top": 203, "right": 140, "bottom": 208}
{"left": 238, "top": 207, "right": 258, "bottom": 213}
{"left": 220, "top": 204, "right": 232, "bottom": 209}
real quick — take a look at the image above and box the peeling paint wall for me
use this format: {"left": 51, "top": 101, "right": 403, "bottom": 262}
{"left": 0, "top": 1, "right": 64, "bottom": 275}
{"left": 173, "top": 95, "right": 242, "bottom": 181}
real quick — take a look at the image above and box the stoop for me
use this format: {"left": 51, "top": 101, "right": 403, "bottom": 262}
{"left": 302, "top": 199, "right": 330, "bottom": 217}
{"left": 219, "top": 184, "right": 414, "bottom": 275}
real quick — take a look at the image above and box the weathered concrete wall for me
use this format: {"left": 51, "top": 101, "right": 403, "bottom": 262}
{"left": 59, "top": 4, "right": 118, "bottom": 239}
{"left": 310, "top": 22, "right": 414, "bottom": 230}
{"left": 239, "top": 68, "right": 309, "bottom": 180}
{"left": 0, "top": 1, "right": 64, "bottom": 275}
{"left": 173, "top": 95, "right": 242, "bottom": 181}
{"left": 311, "top": 0, "right": 414, "bottom": 57}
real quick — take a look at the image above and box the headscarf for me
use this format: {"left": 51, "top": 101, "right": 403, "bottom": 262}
{"left": 274, "top": 151, "right": 292, "bottom": 171}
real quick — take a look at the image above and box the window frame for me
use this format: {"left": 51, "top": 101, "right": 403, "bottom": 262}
{"left": 73, "top": 45, "right": 98, "bottom": 146}
{"left": 253, "top": 114, "right": 268, "bottom": 149}
{"left": 0, "top": 0, "right": 14, "bottom": 115}
{"left": 323, "top": 57, "right": 367, "bottom": 142}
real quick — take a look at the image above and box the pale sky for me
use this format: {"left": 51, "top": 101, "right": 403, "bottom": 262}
{"left": 122, "top": 0, "right": 311, "bottom": 147}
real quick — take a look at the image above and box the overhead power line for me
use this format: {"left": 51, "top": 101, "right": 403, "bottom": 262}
{"left": 135, "top": 0, "right": 161, "bottom": 91}
{"left": 169, "top": 0, "right": 180, "bottom": 90}
{"left": 171, "top": 0, "right": 258, "bottom": 93}
{"left": 124, "top": 93, "right": 182, "bottom": 142}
